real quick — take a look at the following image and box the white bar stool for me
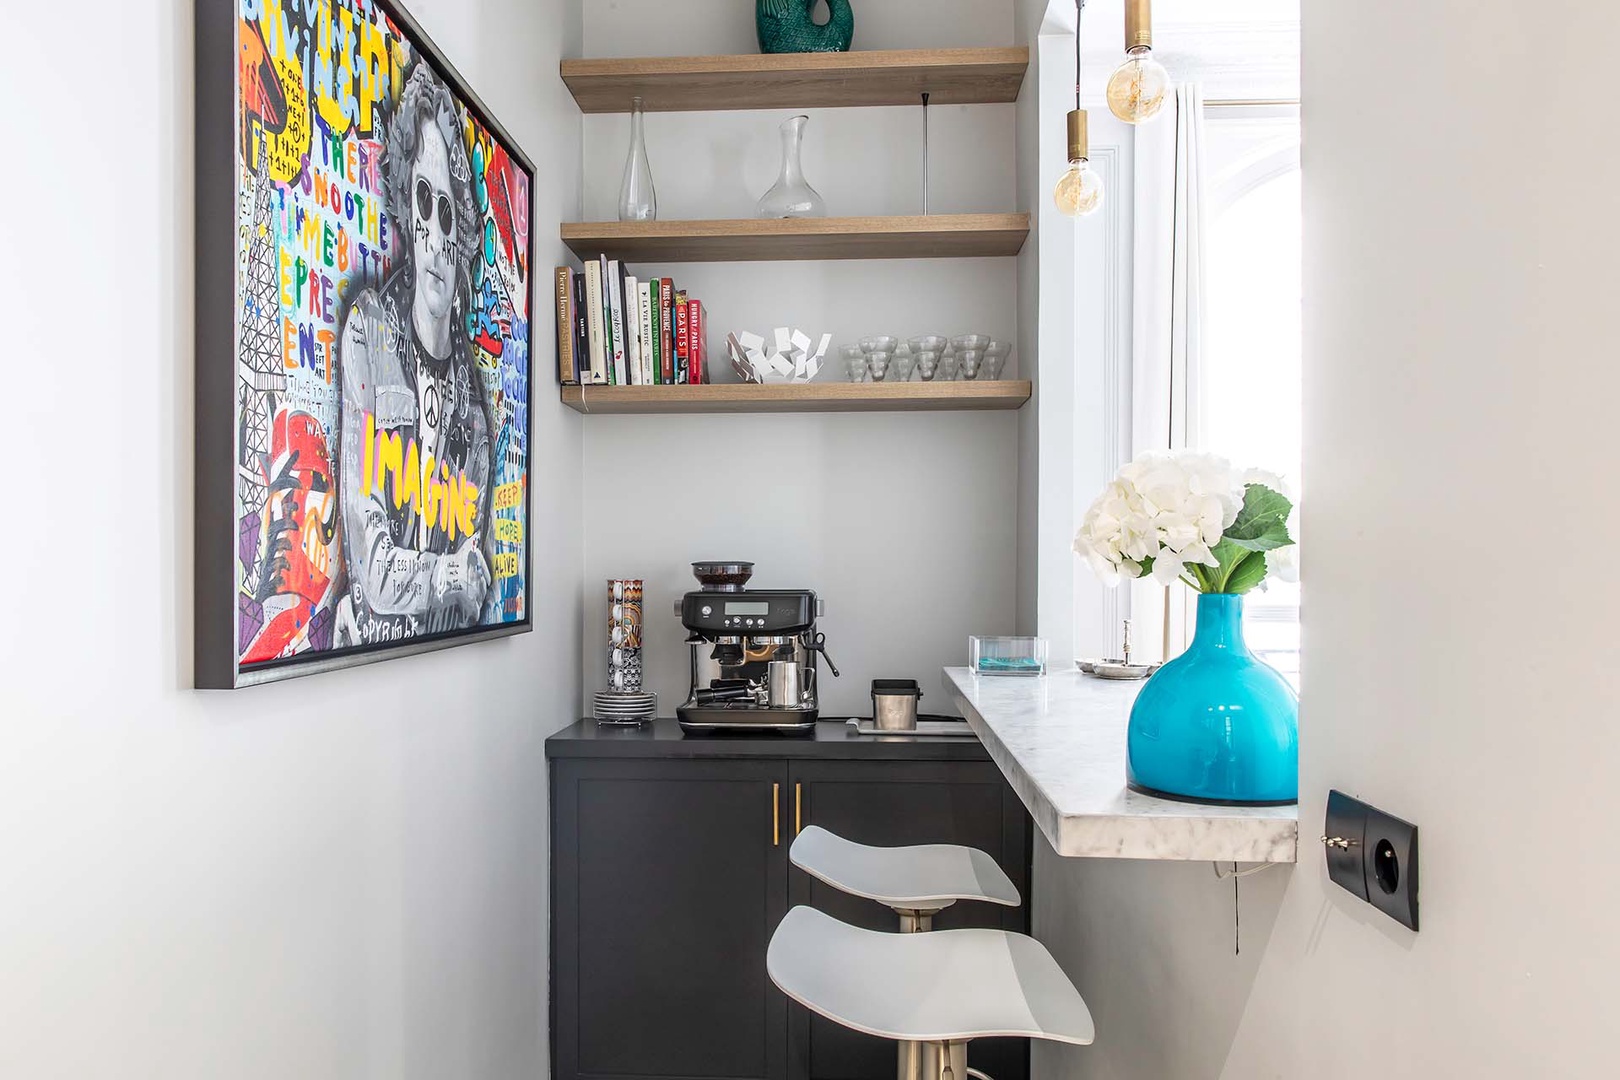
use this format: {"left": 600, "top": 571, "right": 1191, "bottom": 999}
{"left": 789, "top": 825, "right": 1021, "bottom": 934}
{"left": 768, "top": 905, "right": 1094, "bottom": 1080}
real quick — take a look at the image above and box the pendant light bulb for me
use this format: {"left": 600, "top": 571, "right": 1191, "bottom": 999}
{"left": 1106, "top": 49, "right": 1169, "bottom": 124}
{"left": 1054, "top": 109, "right": 1103, "bottom": 218}
{"left": 1055, "top": 160, "right": 1103, "bottom": 218}
{"left": 1107, "top": 0, "right": 1168, "bottom": 124}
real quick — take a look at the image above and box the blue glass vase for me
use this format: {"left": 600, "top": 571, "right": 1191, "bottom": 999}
{"left": 1127, "top": 592, "right": 1299, "bottom": 805}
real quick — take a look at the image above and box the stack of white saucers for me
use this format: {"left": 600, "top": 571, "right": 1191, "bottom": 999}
{"left": 592, "top": 690, "right": 657, "bottom": 725}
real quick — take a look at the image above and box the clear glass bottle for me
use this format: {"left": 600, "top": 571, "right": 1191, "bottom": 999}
{"left": 618, "top": 96, "right": 657, "bottom": 222}
{"left": 755, "top": 114, "right": 825, "bottom": 219}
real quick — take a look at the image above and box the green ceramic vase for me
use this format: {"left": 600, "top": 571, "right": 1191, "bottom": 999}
{"left": 757, "top": 0, "right": 854, "bottom": 54}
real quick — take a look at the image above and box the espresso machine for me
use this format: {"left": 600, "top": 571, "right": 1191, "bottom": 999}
{"left": 676, "top": 561, "right": 838, "bottom": 734}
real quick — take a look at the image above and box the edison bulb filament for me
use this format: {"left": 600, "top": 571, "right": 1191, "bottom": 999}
{"left": 1106, "top": 49, "right": 1169, "bottom": 124}
{"left": 1054, "top": 161, "right": 1103, "bottom": 218}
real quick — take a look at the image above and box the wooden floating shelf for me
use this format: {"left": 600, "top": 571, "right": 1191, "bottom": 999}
{"left": 561, "top": 381, "right": 1032, "bottom": 415}
{"left": 561, "top": 214, "right": 1029, "bottom": 263}
{"left": 561, "top": 47, "right": 1028, "bottom": 113}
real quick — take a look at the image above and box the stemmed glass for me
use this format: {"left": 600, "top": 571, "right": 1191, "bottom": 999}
{"left": 840, "top": 334, "right": 1005, "bottom": 382}
{"left": 841, "top": 344, "right": 868, "bottom": 383}
{"left": 891, "top": 344, "right": 916, "bottom": 383}
{"left": 858, "top": 336, "right": 899, "bottom": 383}
{"left": 952, "top": 335, "right": 990, "bottom": 381}
{"left": 983, "top": 340, "right": 1011, "bottom": 381}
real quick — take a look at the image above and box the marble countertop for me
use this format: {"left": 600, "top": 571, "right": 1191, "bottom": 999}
{"left": 944, "top": 667, "right": 1298, "bottom": 863}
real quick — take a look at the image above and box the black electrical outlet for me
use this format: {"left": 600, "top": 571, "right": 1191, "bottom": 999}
{"left": 1363, "top": 804, "right": 1420, "bottom": 931}
{"left": 1322, "top": 790, "right": 1419, "bottom": 931}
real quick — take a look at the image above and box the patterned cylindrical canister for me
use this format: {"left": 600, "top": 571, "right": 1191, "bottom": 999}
{"left": 607, "top": 579, "right": 644, "bottom": 691}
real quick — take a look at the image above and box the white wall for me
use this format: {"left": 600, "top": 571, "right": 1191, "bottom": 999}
{"left": 584, "top": 0, "right": 1011, "bottom": 57}
{"left": 0, "top": 2, "right": 584, "bottom": 1076}
{"left": 1034, "top": 2, "right": 1620, "bottom": 1077}
{"left": 1016, "top": 0, "right": 1131, "bottom": 665}
{"left": 582, "top": 412, "right": 1019, "bottom": 715}
{"left": 1013, "top": 0, "right": 1045, "bottom": 638}
{"left": 579, "top": 1, "right": 1023, "bottom": 715}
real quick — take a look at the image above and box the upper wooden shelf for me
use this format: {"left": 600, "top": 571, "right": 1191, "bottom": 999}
{"left": 562, "top": 214, "right": 1029, "bottom": 263}
{"left": 562, "top": 381, "right": 1032, "bottom": 415}
{"left": 561, "top": 48, "right": 1028, "bottom": 113}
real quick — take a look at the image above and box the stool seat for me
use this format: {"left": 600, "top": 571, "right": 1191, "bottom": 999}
{"left": 789, "top": 825, "right": 1021, "bottom": 910}
{"left": 767, "top": 905, "right": 1094, "bottom": 1046}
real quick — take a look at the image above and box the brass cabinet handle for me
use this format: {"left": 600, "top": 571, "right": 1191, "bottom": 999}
{"left": 773, "top": 783, "right": 780, "bottom": 846}
{"left": 795, "top": 783, "right": 802, "bottom": 837}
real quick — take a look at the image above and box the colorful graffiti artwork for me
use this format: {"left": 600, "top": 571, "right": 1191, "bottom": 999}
{"left": 231, "top": 0, "right": 532, "bottom": 674}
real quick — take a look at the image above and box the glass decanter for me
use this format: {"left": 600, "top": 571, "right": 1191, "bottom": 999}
{"left": 618, "top": 96, "right": 657, "bottom": 222}
{"left": 756, "top": 115, "right": 826, "bottom": 219}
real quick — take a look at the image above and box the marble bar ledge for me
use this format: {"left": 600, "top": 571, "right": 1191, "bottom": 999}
{"left": 944, "top": 667, "right": 1299, "bottom": 863}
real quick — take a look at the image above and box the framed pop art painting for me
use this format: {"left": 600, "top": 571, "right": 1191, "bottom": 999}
{"left": 195, "top": 0, "right": 535, "bottom": 687}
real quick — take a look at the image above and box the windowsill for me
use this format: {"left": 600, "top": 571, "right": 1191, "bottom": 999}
{"left": 943, "top": 667, "right": 1299, "bottom": 863}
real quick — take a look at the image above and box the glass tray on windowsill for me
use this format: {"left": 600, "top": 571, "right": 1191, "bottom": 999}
{"left": 969, "top": 635, "right": 1048, "bottom": 677}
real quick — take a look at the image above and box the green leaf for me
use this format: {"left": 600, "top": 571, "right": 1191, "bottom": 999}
{"left": 1208, "top": 538, "right": 1250, "bottom": 592}
{"left": 1222, "top": 551, "right": 1270, "bottom": 594}
{"left": 1223, "top": 484, "right": 1294, "bottom": 553}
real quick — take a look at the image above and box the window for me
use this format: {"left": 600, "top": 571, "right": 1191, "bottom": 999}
{"left": 1202, "top": 108, "right": 1301, "bottom": 683}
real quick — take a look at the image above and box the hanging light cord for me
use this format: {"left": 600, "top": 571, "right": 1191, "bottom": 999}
{"left": 1075, "top": 0, "right": 1086, "bottom": 112}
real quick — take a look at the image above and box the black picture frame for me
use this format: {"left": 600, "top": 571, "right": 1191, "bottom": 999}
{"left": 195, "top": 0, "right": 537, "bottom": 688}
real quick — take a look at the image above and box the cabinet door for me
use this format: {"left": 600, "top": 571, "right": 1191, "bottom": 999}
{"left": 784, "top": 760, "right": 1031, "bottom": 1080}
{"left": 553, "top": 758, "right": 790, "bottom": 1080}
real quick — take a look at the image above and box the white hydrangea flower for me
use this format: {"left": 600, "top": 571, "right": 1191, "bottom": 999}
{"left": 1073, "top": 450, "right": 1297, "bottom": 594}
{"left": 1265, "top": 544, "right": 1300, "bottom": 584}
{"left": 1263, "top": 501, "right": 1302, "bottom": 584}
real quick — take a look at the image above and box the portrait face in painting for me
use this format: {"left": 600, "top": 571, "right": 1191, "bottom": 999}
{"left": 410, "top": 119, "right": 459, "bottom": 329}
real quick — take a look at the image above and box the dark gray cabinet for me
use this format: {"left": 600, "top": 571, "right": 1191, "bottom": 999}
{"left": 552, "top": 757, "right": 789, "bottom": 1080}
{"left": 548, "top": 721, "right": 1031, "bottom": 1080}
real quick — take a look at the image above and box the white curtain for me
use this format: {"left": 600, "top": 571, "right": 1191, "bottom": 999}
{"left": 1130, "top": 84, "right": 1208, "bottom": 662}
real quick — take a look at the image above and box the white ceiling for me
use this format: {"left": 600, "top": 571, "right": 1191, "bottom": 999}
{"left": 1056, "top": 0, "right": 1301, "bottom": 102}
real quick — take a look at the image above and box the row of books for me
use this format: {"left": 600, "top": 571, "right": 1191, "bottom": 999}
{"left": 553, "top": 258, "right": 709, "bottom": 386}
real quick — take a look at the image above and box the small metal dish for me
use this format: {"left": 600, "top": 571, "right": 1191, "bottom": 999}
{"left": 1090, "top": 661, "right": 1158, "bottom": 681}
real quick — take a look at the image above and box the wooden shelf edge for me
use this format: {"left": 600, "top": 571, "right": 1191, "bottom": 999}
{"left": 561, "top": 213, "right": 1030, "bottom": 262}
{"left": 560, "top": 381, "right": 1032, "bottom": 415}
{"left": 562, "top": 213, "right": 1028, "bottom": 239}
{"left": 561, "top": 47, "right": 1029, "bottom": 113}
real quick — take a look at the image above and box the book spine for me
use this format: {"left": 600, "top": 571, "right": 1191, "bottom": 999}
{"left": 689, "top": 300, "right": 705, "bottom": 384}
{"left": 701, "top": 304, "right": 710, "bottom": 384}
{"left": 572, "top": 273, "right": 587, "bottom": 383}
{"left": 598, "top": 255, "right": 612, "bottom": 385}
{"left": 648, "top": 282, "right": 662, "bottom": 385}
{"left": 674, "top": 291, "right": 689, "bottom": 385}
{"left": 606, "top": 258, "right": 627, "bottom": 386}
{"left": 554, "top": 266, "right": 575, "bottom": 385}
{"left": 659, "top": 278, "right": 675, "bottom": 383}
{"left": 623, "top": 274, "right": 641, "bottom": 386}
{"left": 583, "top": 260, "right": 605, "bottom": 384}
{"left": 638, "top": 283, "right": 655, "bottom": 387}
